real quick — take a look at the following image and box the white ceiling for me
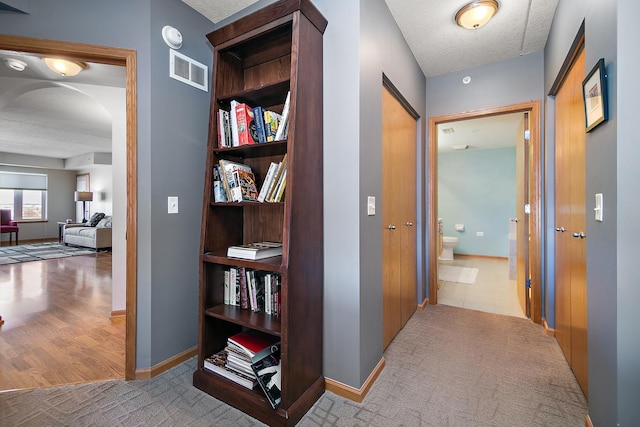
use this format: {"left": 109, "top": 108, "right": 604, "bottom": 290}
{"left": 0, "top": 50, "right": 125, "bottom": 163}
{"left": 0, "top": 0, "right": 558, "bottom": 164}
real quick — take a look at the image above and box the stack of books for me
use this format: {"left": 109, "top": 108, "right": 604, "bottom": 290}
{"left": 227, "top": 241, "right": 282, "bottom": 260}
{"left": 204, "top": 330, "right": 280, "bottom": 391}
{"left": 204, "top": 350, "right": 257, "bottom": 389}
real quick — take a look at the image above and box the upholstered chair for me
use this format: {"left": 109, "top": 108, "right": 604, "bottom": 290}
{"left": 0, "top": 209, "right": 19, "bottom": 245}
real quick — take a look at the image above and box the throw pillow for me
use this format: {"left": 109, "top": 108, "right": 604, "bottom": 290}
{"left": 96, "top": 216, "right": 113, "bottom": 228}
{"left": 88, "top": 212, "right": 105, "bottom": 227}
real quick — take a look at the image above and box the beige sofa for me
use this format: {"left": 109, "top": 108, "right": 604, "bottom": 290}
{"left": 63, "top": 215, "right": 112, "bottom": 250}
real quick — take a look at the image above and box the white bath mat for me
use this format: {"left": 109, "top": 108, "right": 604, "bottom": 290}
{"left": 438, "top": 265, "right": 479, "bottom": 284}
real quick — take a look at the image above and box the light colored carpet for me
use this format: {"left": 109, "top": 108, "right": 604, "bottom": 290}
{"left": 0, "top": 305, "right": 588, "bottom": 426}
{"left": 439, "top": 265, "right": 479, "bottom": 284}
{"left": 0, "top": 242, "right": 96, "bottom": 265}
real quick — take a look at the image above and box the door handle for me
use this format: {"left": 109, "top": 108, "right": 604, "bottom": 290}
{"left": 405, "top": 222, "right": 413, "bottom": 227}
{"left": 388, "top": 225, "right": 396, "bottom": 230}
{"left": 572, "top": 232, "right": 586, "bottom": 239}
{"left": 555, "top": 227, "right": 565, "bottom": 232}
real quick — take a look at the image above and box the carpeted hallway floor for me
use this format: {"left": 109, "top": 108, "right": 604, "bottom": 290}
{"left": 0, "top": 305, "right": 588, "bottom": 426}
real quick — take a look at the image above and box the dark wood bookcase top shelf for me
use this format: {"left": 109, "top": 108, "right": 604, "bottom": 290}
{"left": 217, "top": 79, "right": 290, "bottom": 110}
{"left": 205, "top": 304, "right": 282, "bottom": 336}
{"left": 195, "top": 1, "right": 326, "bottom": 425}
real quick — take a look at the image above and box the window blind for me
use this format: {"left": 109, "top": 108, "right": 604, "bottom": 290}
{"left": 0, "top": 172, "right": 48, "bottom": 190}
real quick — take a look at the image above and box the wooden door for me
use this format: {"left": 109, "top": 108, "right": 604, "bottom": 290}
{"left": 382, "top": 85, "right": 417, "bottom": 349}
{"left": 515, "top": 113, "right": 530, "bottom": 316}
{"left": 568, "top": 49, "right": 588, "bottom": 396}
{"left": 554, "top": 47, "right": 588, "bottom": 396}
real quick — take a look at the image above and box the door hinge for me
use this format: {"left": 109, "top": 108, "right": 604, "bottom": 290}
{"left": 524, "top": 130, "right": 531, "bottom": 140}
{"left": 526, "top": 279, "right": 531, "bottom": 289}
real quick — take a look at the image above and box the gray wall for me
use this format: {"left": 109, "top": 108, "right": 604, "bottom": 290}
{"left": 357, "top": 0, "right": 427, "bottom": 387}
{"left": 0, "top": 0, "right": 212, "bottom": 369}
{"left": 617, "top": 2, "right": 640, "bottom": 424}
{"left": 545, "top": 0, "right": 640, "bottom": 423}
{"left": 310, "top": 0, "right": 427, "bottom": 388}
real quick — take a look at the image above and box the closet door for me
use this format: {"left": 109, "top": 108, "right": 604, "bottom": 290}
{"left": 554, "top": 47, "right": 588, "bottom": 396}
{"left": 382, "top": 85, "right": 416, "bottom": 349}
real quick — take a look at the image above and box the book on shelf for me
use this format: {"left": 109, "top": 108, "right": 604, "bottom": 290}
{"left": 227, "top": 241, "right": 283, "bottom": 260}
{"left": 229, "top": 100, "right": 240, "bottom": 147}
{"left": 263, "top": 110, "right": 282, "bottom": 142}
{"left": 274, "top": 91, "right": 291, "bottom": 141}
{"left": 265, "top": 154, "right": 287, "bottom": 202}
{"left": 204, "top": 350, "right": 257, "bottom": 390}
{"left": 228, "top": 330, "right": 280, "bottom": 363}
{"left": 233, "top": 168, "right": 259, "bottom": 202}
{"left": 238, "top": 267, "right": 249, "bottom": 310}
{"left": 223, "top": 270, "right": 230, "bottom": 305}
{"left": 218, "top": 159, "right": 257, "bottom": 202}
{"left": 251, "top": 344, "right": 282, "bottom": 409}
{"left": 212, "top": 164, "right": 228, "bottom": 203}
{"left": 217, "top": 109, "right": 232, "bottom": 148}
{"left": 234, "top": 102, "right": 259, "bottom": 146}
{"left": 257, "top": 162, "right": 279, "bottom": 202}
{"left": 253, "top": 106, "right": 267, "bottom": 143}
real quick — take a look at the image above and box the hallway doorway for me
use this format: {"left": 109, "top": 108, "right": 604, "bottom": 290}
{"left": 427, "top": 101, "right": 542, "bottom": 324}
{"left": 0, "top": 35, "right": 138, "bottom": 380}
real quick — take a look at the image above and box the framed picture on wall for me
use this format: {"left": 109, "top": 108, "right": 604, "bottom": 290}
{"left": 582, "top": 58, "right": 608, "bottom": 132}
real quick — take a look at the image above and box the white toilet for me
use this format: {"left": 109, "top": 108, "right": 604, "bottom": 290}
{"left": 439, "top": 236, "right": 459, "bottom": 261}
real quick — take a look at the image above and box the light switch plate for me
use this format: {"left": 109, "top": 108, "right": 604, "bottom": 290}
{"left": 367, "top": 196, "right": 375, "bottom": 216}
{"left": 595, "top": 193, "right": 603, "bottom": 222}
{"left": 168, "top": 196, "right": 179, "bottom": 214}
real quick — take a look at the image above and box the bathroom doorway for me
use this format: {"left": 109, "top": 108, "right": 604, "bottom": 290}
{"left": 427, "top": 101, "right": 542, "bottom": 323}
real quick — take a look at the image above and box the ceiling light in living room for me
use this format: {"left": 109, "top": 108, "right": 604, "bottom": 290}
{"left": 4, "top": 58, "right": 27, "bottom": 71}
{"left": 43, "top": 57, "right": 87, "bottom": 76}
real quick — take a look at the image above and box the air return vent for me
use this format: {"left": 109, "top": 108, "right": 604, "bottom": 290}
{"left": 441, "top": 127, "right": 455, "bottom": 134}
{"left": 169, "top": 49, "right": 208, "bottom": 92}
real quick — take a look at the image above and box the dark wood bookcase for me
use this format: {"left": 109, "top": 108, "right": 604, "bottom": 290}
{"left": 193, "top": 1, "right": 326, "bottom": 425}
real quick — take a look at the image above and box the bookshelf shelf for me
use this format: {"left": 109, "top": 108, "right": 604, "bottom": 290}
{"left": 212, "top": 140, "right": 287, "bottom": 158}
{"left": 205, "top": 305, "right": 282, "bottom": 335}
{"left": 217, "top": 78, "right": 291, "bottom": 109}
{"left": 201, "top": 250, "right": 284, "bottom": 272}
{"left": 195, "top": 1, "right": 326, "bottom": 426}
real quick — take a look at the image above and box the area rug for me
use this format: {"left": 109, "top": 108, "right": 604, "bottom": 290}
{"left": 0, "top": 242, "right": 96, "bottom": 265}
{"left": 438, "top": 265, "right": 479, "bottom": 284}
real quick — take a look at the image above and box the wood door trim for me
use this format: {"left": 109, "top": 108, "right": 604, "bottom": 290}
{"left": 0, "top": 35, "right": 138, "bottom": 380}
{"left": 427, "top": 101, "right": 542, "bottom": 324}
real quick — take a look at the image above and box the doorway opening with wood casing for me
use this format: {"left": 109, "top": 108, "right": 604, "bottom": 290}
{"left": 427, "top": 101, "right": 542, "bottom": 325}
{"left": 0, "top": 35, "right": 138, "bottom": 383}
{"left": 381, "top": 78, "right": 418, "bottom": 350}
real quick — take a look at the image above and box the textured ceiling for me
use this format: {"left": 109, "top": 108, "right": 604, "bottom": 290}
{"left": 0, "top": 51, "right": 124, "bottom": 162}
{"left": 0, "top": 0, "right": 559, "bottom": 164}
{"left": 182, "top": 0, "right": 559, "bottom": 77}
{"left": 385, "top": 0, "right": 559, "bottom": 77}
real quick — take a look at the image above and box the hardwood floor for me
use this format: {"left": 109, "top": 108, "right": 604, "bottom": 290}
{"left": 0, "top": 251, "right": 124, "bottom": 391}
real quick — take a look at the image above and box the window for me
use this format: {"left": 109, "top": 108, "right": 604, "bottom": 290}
{"left": 0, "top": 172, "right": 48, "bottom": 221}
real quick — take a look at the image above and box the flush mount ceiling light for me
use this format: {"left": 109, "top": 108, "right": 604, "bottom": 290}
{"left": 455, "top": 0, "right": 499, "bottom": 30}
{"left": 4, "top": 58, "right": 28, "bottom": 71}
{"left": 43, "top": 57, "right": 87, "bottom": 76}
